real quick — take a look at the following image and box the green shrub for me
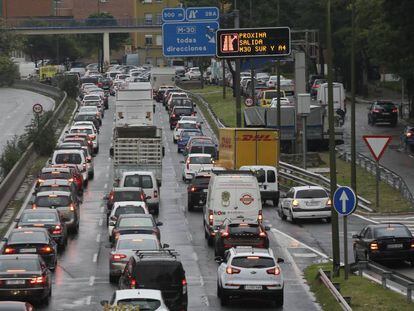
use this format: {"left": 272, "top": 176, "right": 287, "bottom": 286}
{"left": 25, "top": 111, "right": 56, "bottom": 156}
{"left": 56, "top": 75, "right": 79, "bottom": 99}
{"left": 0, "top": 56, "right": 18, "bottom": 86}
{"left": 0, "top": 136, "right": 25, "bottom": 177}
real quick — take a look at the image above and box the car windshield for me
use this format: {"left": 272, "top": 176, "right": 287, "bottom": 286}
{"left": 123, "top": 175, "right": 153, "bottom": 188}
{"left": 174, "top": 108, "right": 192, "bottom": 115}
{"left": 118, "top": 217, "right": 153, "bottom": 227}
{"left": 76, "top": 115, "right": 95, "bottom": 122}
{"left": 190, "top": 157, "right": 211, "bottom": 164}
{"left": 0, "top": 258, "right": 40, "bottom": 272}
{"left": 9, "top": 231, "right": 48, "bottom": 244}
{"left": 375, "top": 102, "right": 395, "bottom": 109}
{"left": 117, "top": 238, "right": 158, "bottom": 250}
{"left": 115, "top": 206, "right": 145, "bottom": 218}
{"left": 55, "top": 153, "right": 82, "bottom": 165}
{"left": 295, "top": 189, "right": 327, "bottom": 199}
{"left": 134, "top": 263, "right": 182, "bottom": 287}
{"left": 229, "top": 224, "right": 260, "bottom": 235}
{"left": 374, "top": 226, "right": 412, "bottom": 238}
{"left": 231, "top": 256, "right": 275, "bottom": 269}
{"left": 21, "top": 212, "right": 58, "bottom": 223}
{"left": 84, "top": 95, "right": 100, "bottom": 101}
{"left": 35, "top": 196, "right": 70, "bottom": 207}
{"left": 180, "top": 123, "right": 197, "bottom": 129}
{"left": 117, "top": 298, "right": 161, "bottom": 310}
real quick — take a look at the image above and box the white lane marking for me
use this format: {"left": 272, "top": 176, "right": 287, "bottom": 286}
{"left": 86, "top": 296, "right": 92, "bottom": 305}
{"left": 192, "top": 252, "right": 198, "bottom": 262}
{"left": 100, "top": 206, "right": 105, "bottom": 213}
{"left": 104, "top": 183, "right": 108, "bottom": 189}
{"left": 106, "top": 165, "right": 110, "bottom": 170}
{"left": 89, "top": 276, "right": 95, "bottom": 286}
{"left": 186, "top": 232, "right": 193, "bottom": 242}
{"left": 105, "top": 173, "right": 109, "bottom": 178}
{"left": 99, "top": 218, "right": 103, "bottom": 227}
{"left": 353, "top": 213, "right": 379, "bottom": 224}
{"left": 96, "top": 234, "right": 101, "bottom": 243}
{"left": 271, "top": 228, "right": 329, "bottom": 259}
{"left": 292, "top": 253, "right": 318, "bottom": 258}
{"left": 201, "top": 296, "right": 210, "bottom": 307}
{"left": 92, "top": 253, "right": 98, "bottom": 263}
{"left": 199, "top": 275, "right": 204, "bottom": 286}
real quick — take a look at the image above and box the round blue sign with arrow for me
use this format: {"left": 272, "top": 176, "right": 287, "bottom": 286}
{"left": 333, "top": 186, "right": 357, "bottom": 216}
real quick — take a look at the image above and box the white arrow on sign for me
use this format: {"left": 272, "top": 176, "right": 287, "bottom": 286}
{"left": 339, "top": 190, "right": 349, "bottom": 213}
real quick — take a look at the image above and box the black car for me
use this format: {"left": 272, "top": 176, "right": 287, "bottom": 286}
{"left": 118, "top": 249, "right": 188, "bottom": 311}
{"left": 353, "top": 223, "right": 414, "bottom": 265}
{"left": 17, "top": 209, "right": 68, "bottom": 249}
{"left": 36, "top": 178, "right": 80, "bottom": 202}
{"left": 169, "top": 106, "right": 196, "bottom": 130}
{"left": 155, "top": 87, "right": 175, "bottom": 102}
{"left": 214, "top": 219, "right": 270, "bottom": 257}
{"left": 74, "top": 113, "right": 101, "bottom": 129}
{"left": 367, "top": 101, "right": 398, "bottom": 126}
{"left": 3, "top": 228, "right": 58, "bottom": 270}
{"left": 35, "top": 167, "right": 73, "bottom": 192}
{"left": 187, "top": 172, "right": 211, "bottom": 211}
{"left": 0, "top": 255, "right": 51, "bottom": 305}
{"left": 105, "top": 187, "right": 147, "bottom": 217}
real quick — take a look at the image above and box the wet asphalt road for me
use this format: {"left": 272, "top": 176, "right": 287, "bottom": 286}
{"left": 0, "top": 88, "right": 54, "bottom": 153}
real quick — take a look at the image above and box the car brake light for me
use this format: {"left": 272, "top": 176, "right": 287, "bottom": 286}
{"left": 32, "top": 204, "right": 37, "bottom": 209}
{"left": 52, "top": 225, "right": 62, "bottom": 235}
{"left": 182, "top": 278, "right": 187, "bottom": 294}
{"left": 407, "top": 132, "right": 413, "bottom": 138}
{"left": 172, "top": 114, "right": 176, "bottom": 118}
{"left": 37, "top": 179, "right": 45, "bottom": 184}
{"left": 30, "top": 276, "right": 46, "bottom": 284}
{"left": 392, "top": 108, "right": 398, "bottom": 113}
{"left": 208, "top": 210, "right": 214, "bottom": 226}
{"left": 88, "top": 134, "right": 96, "bottom": 140}
{"left": 153, "top": 190, "right": 158, "bottom": 199}
{"left": 40, "top": 246, "right": 53, "bottom": 254}
{"left": 258, "top": 210, "right": 263, "bottom": 222}
{"left": 370, "top": 242, "right": 379, "bottom": 251}
{"left": 267, "top": 267, "right": 281, "bottom": 275}
{"left": 190, "top": 187, "right": 196, "bottom": 192}
{"left": 130, "top": 278, "right": 137, "bottom": 289}
{"left": 68, "top": 178, "right": 74, "bottom": 182}
{"left": 112, "top": 254, "right": 127, "bottom": 261}
{"left": 411, "top": 239, "right": 414, "bottom": 248}
{"left": 259, "top": 231, "right": 267, "bottom": 237}
{"left": 4, "top": 247, "right": 16, "bottom": 254}
{"left": 226, "top": 267, "right": 241, "bottom": 274}
{"left": 372, "top": 109, "right": 381, "bottom": 113}
{"left": 69, "top": 204, "right": 75, "bottom": 211}
{"left": 221, "top": 229, "right": 229, "bottom": 237}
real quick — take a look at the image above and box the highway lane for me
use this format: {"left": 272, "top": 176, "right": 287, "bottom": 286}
{"left": 0, "top": 88, "right": 54, "bottom": 152}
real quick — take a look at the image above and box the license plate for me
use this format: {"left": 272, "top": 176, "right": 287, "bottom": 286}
{"left": 382, "top": 112, "right": 390, "bottom": 115}
{"left": 203, "top": 189, "right": 208, "bottom": 193}
{"left": 306, "top": 201, "right": 320, "bottom": 206}
{"left": 387, "top": 243, "right": 403, "bottom": 249}
{"left": 20, "top": 248, "right": 36, "bottom": 253}
{"left": 245, "top": 285, "right": 262, "bottom": 290}
{"left": 7, "top": 279, "right": 25, "bottom": 285}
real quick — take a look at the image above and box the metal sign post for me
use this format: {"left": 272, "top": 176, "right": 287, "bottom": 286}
{"left": 297, "top": 94, "right": 311, "bottom": 169}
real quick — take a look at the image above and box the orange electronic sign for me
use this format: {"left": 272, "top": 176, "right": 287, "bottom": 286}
{"left": 216, "top": 27, "right": 291, "bottom": 58}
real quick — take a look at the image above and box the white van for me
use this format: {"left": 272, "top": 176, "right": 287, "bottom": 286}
{"left": 239, "top": 165, "right": 279, "bottom": 207}
{"left": 203, "top": 171, "right": 262, "bottom": 245}
{"left": 118, "top": 171, "right": 160, "bottom": 215}
{"left": 51, "top": 149, "right": 88, "bottom": 184}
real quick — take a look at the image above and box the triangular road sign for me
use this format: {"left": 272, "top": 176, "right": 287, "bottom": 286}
{"left": 362, "top": 135, "right": 392, "bottom": 161}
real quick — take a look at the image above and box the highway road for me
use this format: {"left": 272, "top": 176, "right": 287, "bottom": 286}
{"left": 0, "top": 88, "right": 54, "bottom": 152}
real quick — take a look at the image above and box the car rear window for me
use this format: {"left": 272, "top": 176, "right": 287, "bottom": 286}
{"left": 55, "top": 153, "right": 82, "bottom": 165}
{"left": 174, "top": 108, "right": 192, "bottom": 115}
{"left": 123, "top": 175, "right": 153, "bottom": 189}
{"left": 70, "top": 128, "right": 93, "bottom": 135}
{"left": 9, "top": 231, "right": 48, "bottom": 243}
{"left": 180, "top": 123, "right": 197, "bottom": 129}
{"left": 115, "top": 206, "right": 146, "bottom": 218}
{"left": 21, "top": 212, "right": 58, "bottom": 223}
{"left": 117, "top": 298, "right": 161, "bottom": 310}
{"left": 267, "top": 170, "right": 276, "bottom": 183}
{"left": 264, "top": 91, "right": 278, "bottom": 99}
{"left": 295, "top": 189, "right": 328, "bottom": 199}
{"left": 40, "top": 172, "right": 71, "bottom": 180}
{"left": 190, "top": 157, "right": 211, "bottom": 164}
{"left": 0, "top": 258, "right": 40, "bottom": 272}
{"left": 114, "top": 191, "right": 144, "bottom": 201}
{"left": 190, "top": 146, "right": 203, "bottom": 153}
{"left": 117, "top": 238, "right": 158, "bottom": 250}
{"left": 231, "top": 256, "right": 275, "bottom": 268}
{"left": 193, "top": 176, "right": 211, "bottom": 185}
{"left": 374, "top": 226, "right": 412, "bottom": 238}
{"left": 35, "top": 196, "right": 71, "bottom": 207}
{"left": 229, "top": 224, "right": 260, "bottom": 235}
{"left": 39, "top": 185, "right": 70, "bottom": 193}
{"left": 134, "top": 262, "right": 183, "bottom": 286}
{"left": 119, "top": 217, "right": 153, "bottom": 227}
{"left": 182, "top": 131, "right": 201, "bottom": 138}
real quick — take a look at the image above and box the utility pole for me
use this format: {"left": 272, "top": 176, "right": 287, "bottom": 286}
{"left": 327, "top": 0, "right": 340, "bottom": 276}
{"left": 234, "top": 6, "right": 241, "bottom": 127}
{"left": 276, "top": 0, "right": 281, "bottom": 131}
{"left": 249, "top": 0, "right": 255, "bottom": 104}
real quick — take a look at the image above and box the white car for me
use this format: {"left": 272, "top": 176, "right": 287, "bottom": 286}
{"left": 266, "top": 75, "right": 286, "bottom": 88}
{"left": 279, "top": 186, "right": 331, "bottom": 222}
{"left": 185, "top": 67, "right": 201, "bottom": 80}
{"left": 270, "top": 97, "right": 291, "bottom": 107}
{"left": 69, "top": 125, "right": 99, "bottom": 153}
{"left": 73, "top": 121, "right": 99, "bottom": 134}
{"left": 182, "top": 153, "right": 214, "bottom": 182}
{"left": 173, "top": 120, "right": 199, "bottom": 143}
{"left": 101, "top": 289, "right": 169, "bottom": 310}
{"left": 51, "top": 149, "right": 88, "bottom": 183}
{"left": 108, "top": 201, "right": 149, "bottom": 238}
{"left": 216, "top": 247, "right": 284, "bottom": 307}
{"left": 81, "top": 100, "right": 104, "bottom": 117}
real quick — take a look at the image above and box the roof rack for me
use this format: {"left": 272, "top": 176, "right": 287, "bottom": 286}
{"left": 212, "top": 170, "right": 254, "bottom": 176}
{"left": 134, "top": 249, "right": 179, "bottom": 259}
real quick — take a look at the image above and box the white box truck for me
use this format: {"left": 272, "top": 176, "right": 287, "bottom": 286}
{"left": 150, "top": 67, "right": 176, "bottom": 91}
{"left": 116, "top": 82, "right": 152, "bottom": 101}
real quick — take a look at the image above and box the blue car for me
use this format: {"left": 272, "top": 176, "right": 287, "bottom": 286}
{"left": 177, "top": 129, "right": 203, "bottom": 153}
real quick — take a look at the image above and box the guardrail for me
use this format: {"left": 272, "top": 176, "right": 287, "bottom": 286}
{"left": 356, "top": 261, "right": 414, "bottom": 302}
{"left": 0, "top": 81, "right": 67, "bottom": 217}
{"left": 186, "top": 91, "right": 225, "bottom": 130}
{"left": 337, "top": 147, "right": 414, "bottom": 207}
{"left": 318, "top": 268, "right": 352, "bottom": 311}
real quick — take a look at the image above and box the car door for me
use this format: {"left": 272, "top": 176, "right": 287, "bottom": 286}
{"left": 218, "top": 251, "right": 230, "bottom": 286}
{"left": 355, "top": 227, "right": 370, "bottom": 258}
{"left": 282, "top": 189, "right": 293, "bottom": 214}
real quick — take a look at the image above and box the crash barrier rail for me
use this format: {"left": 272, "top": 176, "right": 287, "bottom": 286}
{"left": 318, "top": 269, "right": 352, "bottom": 311}
{"left": 13, "top": 80, "right": 63, "bottom": 100}
{"left": 0, "top": 81, "right": 67, "bottom": 218}
{"left": 279, "top": 161, "right": 374, "bottom": 212}
{"left": 337, "top": 147, "right": 414, "bottom": 207}
{"left": 186, "top": 90, "right": 225, "bottom": 130}
{"left": 356, "top": 261, "right": 414, "bottom": 302}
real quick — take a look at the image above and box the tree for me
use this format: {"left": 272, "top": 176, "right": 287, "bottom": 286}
{"left": 0, "top": 56, "right": 19, "bottom": 86}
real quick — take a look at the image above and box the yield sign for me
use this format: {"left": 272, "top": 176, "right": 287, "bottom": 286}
{"left": 363, "top": 135, "right": 392, "bottom": 161}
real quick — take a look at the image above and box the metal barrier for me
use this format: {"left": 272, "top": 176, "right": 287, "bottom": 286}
{"left": 318, "top": 268, "right": 352, "bottom": 311}
{"left": 357, "top": 261, "right": 414, "bottom": 302}
{"left": 337, "top": 147, "right": 414, "bottom": 207}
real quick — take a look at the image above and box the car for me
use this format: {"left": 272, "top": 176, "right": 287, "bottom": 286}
{"left": 51, "top": 149, "right": 88, "bottom": 185}
{"left": 182, "top": 153, "right": 214, "bottom": 182}
{"left": 55, "top": 143, "right": 94, "bottom": 179}
{"left": 69, "top": 125, "right": 99, "bottom": 154}
{"left": 216, "top": 247, "right": 284, "bottom": 307}
{"left": 269, "top": 97, "right": 291, "bottom": 107}
{"left": 109, "top": 234, "right": 162, "bottom": 282}
{"left": 401, "top": 126, "right": 414, "bottom": 152}
{"left": 177, "top": 129, "right": 203, "bottom": 153}
{"left": 35, "top": 167, "right": 75, "bottom": 193}
{"left": 17, "top": 209, "right": 68, "bottom": 249}
{"left": 155, "top": 85, "right": 175, "bottom": 102}
{"left": 78, "top": 106, "right": 102, "bottom": 122}
{"left": 255, "top": 72, "right": 270, "bottom": 84}
{"left": 307, "top": 74, "right": 324, "bottom": 92}
{"left": 310, "top": 78, "right": 327, "bottom": 99}
{"left": 173, "top": 120, "right": 199, "bottom": 143}
{"left": 353, "top": 223, "right": 414, "bottom": 265}
{"left": 279, "top": 186, "right": 331, "bottom": 223}
{"left": 111, "top": 214, "right": 162, "bottom": 245}
{"left": 185, "top": 67, "right": 201, "bottom": 80}
{"left": 105, "top": 187, "right": 147, "bottom": 216}
{"left": 187, "top": 172, "right": 211, "bottom": 211}
{"left": 258, "top": 89, "right": 287, "bottom": 107}
{"left": 100, "top": 289, "right": 169, "bottom": 310}
{"left": 162, "top": 89, "right": 182, "bottom": 107}
{"left": 169, "top": 106, "right": 196, "bottom": 130}
{"left": 185, "top": 139, "right": 218, "bottom": 160}
{"left": 280, "top": 79, "right": 295, "bottom": 96}
{"left": 214, "top": 220, "right": 270, "bottom": 257}
{"left": 49, "top": 164, "right": 84, "bottom": 194}
{"left": 74, "top": 112, "right": 100, "bottom": 129}
{"left": 62, "top": 134, "right": 94, "bottom": 157}
{"left": 3, "top": 228, "right": 58, "bottom": 270}
{"left": 183, "top": 136, "right": 214, "bottom": 156}
{"left": 118, "top": 249, "right": 188, "bottom": 311}
{"left": 168, "top": 98, "right": 195, "bottom": 115}
{"left": 0, "top": 255, "right": 51, "bottom": 305}
{"left": 266, "top": 75, "right": 286, "bottom": 88}
{"left": 108, "top": 201, "right": 149, "bottom": 238}
{"left": 367, "top": 101, "right": 398, "bottom": 126}
{"left": 32, "top": 191, "right": 80, "bottom": 234}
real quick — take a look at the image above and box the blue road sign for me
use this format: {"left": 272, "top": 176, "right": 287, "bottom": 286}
{"left": 162, "top": 8, "right": 185, "bottom": 22}
{"left": 186, "top": 7, "right": 219, "bottom": 21}
{"left": 162, "top": 21, "right": 219, "bottom": 57}
{"left": 333, "top": 186, "right": 357, "bottom": 216}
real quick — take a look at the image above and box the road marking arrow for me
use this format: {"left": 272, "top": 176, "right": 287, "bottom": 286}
{"left": 340, "top": 190, "right": 349, "bottom": 213}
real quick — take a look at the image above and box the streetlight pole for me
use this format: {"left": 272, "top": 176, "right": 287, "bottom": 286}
{"left": 234, "top": 0, "right": 241, "bottom": 127}
{"left": 276, "top": 0, "right": 281, "bottom": 131}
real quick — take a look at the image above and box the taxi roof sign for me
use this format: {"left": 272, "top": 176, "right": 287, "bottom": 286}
{"left": 216, "top": 27, "right": 291, "bottom": 58}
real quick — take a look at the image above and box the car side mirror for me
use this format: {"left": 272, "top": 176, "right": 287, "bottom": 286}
{"left": 109, "top": 147, "right": 114, "bottom": 157}
{"left": 100, "top": 300, "right": 109, "bottom": 306}
{"left": 14, "top": 218, "right": 20, "bottom": 222}
{"left": 157, "top": 180, "right": 162, "bottom": 187}
{"left": 162, "top": 243, "right": 169, "bottom": 248}
{"left": 193, "top": 103, "right": 196, "bottom": 107}
{"left": 156, "top": 221, "right": 163, "bottom": 226}
{"left": 180, "top": 160, "right": 185, "bottom": 164}
{"left": 110, "top": 216, "right": 117, "bottom": 221}
{"left": 214, "top": 256, "right": 223, "bottom": 264}
{"left": 280, "top": 193, "right": 286, "bottom": 198}
{"left": 103, "top": 195, "right": 108, "bottom": 200}
{"left": 48, "top": 159, "right": 52, "bottom": 164}
{"left": 352, "top": 234, "right": 360, "bottom": 239}
{"left": 146, "top": 195, "right": 152, "bottom": 200}
{"left": 277, "top": 258, "right": 284, "bottom": 263}
{"left": 109, "top": 221, "right": 115, "bottom": 226}
{"left": 264, "top": 225, "right": 271, "bottom": 231}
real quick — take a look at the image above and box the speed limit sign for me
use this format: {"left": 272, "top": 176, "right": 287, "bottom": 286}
{"left": 33, "top": 103, "right": 43, "bottom": 114}
{"left": 245, "top": 97, "right": 254, "bottom": 107}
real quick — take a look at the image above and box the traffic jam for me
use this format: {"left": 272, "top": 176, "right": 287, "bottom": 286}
{"left": 0, "top": 63, "right": 414, "bottom": 311}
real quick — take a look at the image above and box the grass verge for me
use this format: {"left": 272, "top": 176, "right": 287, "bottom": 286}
{"left": 305, "top": 262, "right": 413, "bottom": 311}
{"left": 319, "top": 152, "right": 412, "bottom": 213}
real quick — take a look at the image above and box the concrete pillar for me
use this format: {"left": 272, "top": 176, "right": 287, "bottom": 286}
{"left": 103, "top": 32, "right": 110, "bottom": 66}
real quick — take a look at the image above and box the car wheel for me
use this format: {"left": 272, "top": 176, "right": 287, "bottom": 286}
{"left": 325, "top": 217, "right": 331, "bottom": 223}
{"left": 217, "top": 281, "right": 221, "bottom": 298}
{"left": 278, "top": 207, "right": 287, "bottom": 220}
{"left": 274, "top": 289, "right": 284, "bottom": 307}
{"left": 173, "top": 138, "right": 177, "bottom": 143}
{"left": 177, "top": 148, "right": 181, "bottom": 153}
{"left": 273, "top": 199, "right": 279, "bottom": 207}
{"left": 368, "top": 116, "right": 371, "bottom": 125}
{"left": 354, "top": 248, "right": 359, "bottom": 263}
{"left": 109, "top": 274, "right": 118, "bottom": 284}
{"left": 170, "top": 125, "right": 174, "bottom": 130}
{"left": 220, "top": 289, "right": 229, "bottom": 306}
{"left": 188, "top": 201, "right": 194, "bottom": 212}
{"left": 153, "top": 206, "right": 159, "bottom": 216}
{"left": 289, "top": 211, "right": 296, "bottom": 224}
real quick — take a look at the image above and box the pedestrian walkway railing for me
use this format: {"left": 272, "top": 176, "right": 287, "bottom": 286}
{"left": 318, "top": 269, "right": 352, "bottom": 311}
{"left": 356, "top": 261, "right": 414, "bottom": 302}
{"left": 336, "top": 147, "right": 414, "bottom": 207}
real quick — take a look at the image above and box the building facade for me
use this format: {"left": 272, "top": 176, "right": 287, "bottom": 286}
{"left": 1, "top": 0, "right": 54, "bottom": 18}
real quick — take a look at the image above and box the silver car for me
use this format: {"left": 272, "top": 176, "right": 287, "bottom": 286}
{"left": 216, "top": 247, "right": 284, "bottom": 307}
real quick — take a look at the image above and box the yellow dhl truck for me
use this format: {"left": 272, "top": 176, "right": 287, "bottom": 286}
{"left": 218, "top": 128, "right": 280, "bottom": 169}
{"left": 39, "top": 65, "right": 60, "bottom": 81}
